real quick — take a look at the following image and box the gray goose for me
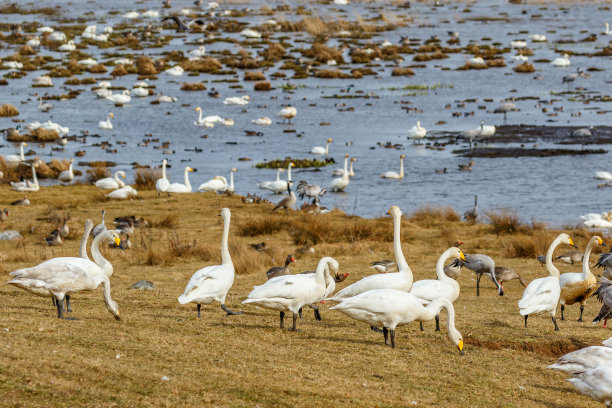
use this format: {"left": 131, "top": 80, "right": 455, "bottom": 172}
{"left": 266, "top": 254, "right": 296, "bottom": 279}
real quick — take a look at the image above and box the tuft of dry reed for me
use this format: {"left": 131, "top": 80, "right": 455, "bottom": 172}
{"left": 254, "top": 81, "right": 272, "bottom": 91}
{"left": 134, "top": 168, "right": 158, "bottom": 190}
{"left": 409, "top": 205, "right": 461, "bottom": 226}
{"left": 391, "top": 67, "right": 415, "bottom": 76}
{"left": 244, "top": 71, "right": 266, "bottom": 81}
{"left": 180, "top": 82, "right": 207, "bottom": 91}
{"left": 514, "top": 62, "right": 535, "bottom": 73}
{"left": 152, "top": 213, "right": 178, "bottom": 229}
{"left": 0, "top": 104, "right": 19, "bottom": 117}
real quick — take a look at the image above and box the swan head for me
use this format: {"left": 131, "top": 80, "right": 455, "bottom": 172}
{"left": 100, "top": 230, "right": 121, "bottom": 247}
{"left": 451, "top": 329, "right": 464, "bottom": 355}
{"left": 593, "top": 236, "right": 606, "bottom": 247}
{"left": 162, "top": 159, "right": 167, "bottom": 165}
{"left": 345, "top": 153, "right": 349, "bottom": 158}
{"left": 231, "top": 168, "right": 237, "bottom": 172}
{"left": 69, "top": 158, "right": 73, "bottom": 163}
{"left": 22, "top": 142, "right": 28, "bottom": 147}
{"left": 400, "top": 154, "right": 406, "bottom": 159}
{"left": 557, "top": 233, "right": 576, "bottom": 248}
{"left": 387, "top": 205, "right": 402, "bottom": 218}
{"left": 109, "top": 113, "right": 114, "bottom": 118}
{"left": 187, "top": 167, "right": 194, "bottom": 172}
{"left": 220, "top": 207, "right": 231, "bottom": 220}
{"left": 327, "top": 138, "right": 333, "bottom": 143}
{"left": 243, "top": 95, "right": 250, "bottom": 100}
{"left": 195, "top": 107, "right": 201, "bottom": 112}
{"left": 289, "top": 162, "right": 295, "bottom": 168}
{"left": 318, "top": 257, "right": 339, "bottom": 275}
{"left": 107, "top": 298, "right": 120, "bottom": 320}
{"left": 563, "top": 53, "right": 569, "bottom": 58}
{"left": 279, "top": 168, "right": 285, "bottom": 172}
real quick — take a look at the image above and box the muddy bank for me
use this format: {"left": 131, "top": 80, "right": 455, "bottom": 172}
{"left": 454, "top": 146, "right": 607, "bottom": 158}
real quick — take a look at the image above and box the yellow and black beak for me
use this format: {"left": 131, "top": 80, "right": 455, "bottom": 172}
{"left": 114, "top": 236, "right": 121, "bottom": 247}
{"left": 568, "top": 238, "right": 577, "bottom": 248}
{"left": 459, "top": 251, "right": 467, "bottom": 262}
{"left": 458, "top": 340, "right": 464, "bottom": 355}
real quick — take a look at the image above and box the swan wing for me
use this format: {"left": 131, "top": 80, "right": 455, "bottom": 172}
{"left": 518, "top": 277, "right": 559, "bottom": 315}
{"left": 178, "top": 264, "right": 230, "bottom": 304}
{"left": 328, "top": 272, "right": 410, "bottom": 300}
{"left": 410, "top": 279, "right": 458, "bottom": 303}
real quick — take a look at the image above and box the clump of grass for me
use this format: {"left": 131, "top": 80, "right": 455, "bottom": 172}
{"left": 111, "top": 64, "right": 128, "bottom": 77}
{"left": 409, "top": 205, "right": 460, "bottom": 226}
{"left": 302, "top": 43, "right": 344, "bottom": 64}
{"left": 153, "top": 213, "right": 178, "bottom": 229}
{"left": 254, "top": 81, "right": 272, "bottom": 91}
{"left": 0, "top": 103, "right": 19, "bottom": 117}
{"left": 255, "top": 157, "right": 335, "bottom": 169}
{"left": 28, "top": 128, "right": 58, "bottom": 141}
{"left": 86, "top": 165, "right": 110, "bottom": 183}
{"left": 244, "top": 71, "right": 265, "bottom": 81}
{"left": 260, "top": 43, "right": 285, "bottom": 62}
{"left": 134, "top": 168, "right": 158, "bottom": 190}
{"left": 391, "top": 67, "right": 415, "bottom": 76}
{"left": 182, "top": 57, "right": 222, "bottom": 73}
{"left": 315, "top": 69, "right": 351, "bottom": 79}
{"left": 486, "top": 58, "right": 506, "bottom": 68}
{"left": 19, "top": 44, "right": 35, "bottom": 55}
{"left": 88, "top": 64, "right": 107, "bottom": 74}
{"left": 413, "top": 53, "right": 432, "bottom": 62}
{"left": 486, "top": 210, "right": 545, "bottom": 235}
{"left": 238, "top": 215, "right": 289, "bottom": 236}
{"left": 180, "top": 82, "right": 207, "bottom": 91}
{"left": 136, "top": 56, "right": 157, "bottom": 75}
{"left": 514, "top": 62, "right": 535, "bottom": 73}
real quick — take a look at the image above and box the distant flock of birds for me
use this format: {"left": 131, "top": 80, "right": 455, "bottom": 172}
{"left": 5, "top": 203, "right": 612, "bottom": 405}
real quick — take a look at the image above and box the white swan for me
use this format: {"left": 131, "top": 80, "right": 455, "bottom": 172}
{"left": 581, "top": 212, "right": 612, "bottom": 228}
{"left": 278, "top": 105, "right": 297, "bottom": 124}
{"left": 156, "top": 159, "right": 170, "bottom": 196}
{"left": 11, "top": 162, "right": 39, "bottom": 192}
{"left": 549, "top": 343, "right": 612, "bottom": 373}
{"left": 167, "top": 166, "right": 194, "bottom": 193}
{"left": 198, "top": 168, "right": 236, "bottom": 193}
{"left": 311, "top": 138, "right": 333, "bottom": 156}
{"left": 5, "top": 142, "right": 27, "bottom": 163}
{"left": 58, "top": 158, "right": 74, "bottom": 184}
{"left": 381, "top": 154, "right": 405, "bottom": 179}
{"left": 41, "top": 120, "right": 69, "bottom": 135}
{"left": 530, "top": 34, "right": 547, "bottom": 42}
{"left": 258, "top": 168, "right": 284, "bottom": 190}
{"left": 4, "top": 61, "right": 23, "bottom": 69}
{"left": 7, "top": 263, "right": 120, "bottom": 320}
{"left": 551, "top": 54, "right": 570, "bottom": 67}
{"left": 106, "top": 90, "right": 131, "bottom": 104}
{"left": 107, "top": 186, "right": 137, "bottom": 199}
{"left": 165, "top": 65, "right": 184, "bottom": 76}
{"left": 142, "top": 9, "right": 160, "bottom": 18}
{"left": 468, "top": 56, "right": 486, "bottom": 67}
{"left": 194, "top": 106, "right": 228, "bottom": 128}
{"left": 223, "top": 95, "right": 250, "bottom": 105}
{"left": 58, "top": 40, "right": 76, "bottom": 52}
{"left": 510, "top": 40, "right": 527, "bottom": 48}
{"left": 178, "top": 208, "right": 242, "bottom": 317}
{"left": 566, "top": 367, "right": 612, "bottom": 407}
{"left": 123, "top": 11, "right": 139, "bottom": 19}
{"left": 132, "top": 87, "right": 149, "bottom": 97}
{"left": 252, "top": 117, "right": 272, "bottom": 126}
{"left": 98, "top": 113, "right": 114, "bottom": 129}
{"left": 519, "top": 233, "right": 575, "bottom": 330}
{"left": 332, "top": 157, "right": 356, "bottom": 177}
{"left": 331, "top": 291, "right": 463, "bottom": 351}
{"left": 262, "top": 162, "right": 293, "bottom": 194}
{"left": 407, "top": 121, "right": 426, "bottom": 142}
{"left": 595, "top": 171, "right": 612, "bottom": 180}
{"left": 479, "top": 120, "right": 496, "bottom": 137}
{"left": 559, "top": 236, "right": 605, "bottom": 321}
{"left": 329, "top": 206, "right": 413, "bottom": 300}
{"left": 95, "top": 171, "right": 126, "bottom": 189}
{"left": 243, "top": 257, "right": 339, "bottom": 330}
{"left": 49, "top": 31, "right": 66, "bottom": 42}
{"left": 332, "top": 154, "right": 350, "bottom": 177}
{"left": 188, "top": 45, "right": 206, "bottom": 58}
{"left": 240, "top": 28, "right": 261, "bottom": 38}
{"left": 329, "top": 157, "right": 350, "bottom": 192}
{"left": 604, "top": 23, "right": 611, "bottom": 35}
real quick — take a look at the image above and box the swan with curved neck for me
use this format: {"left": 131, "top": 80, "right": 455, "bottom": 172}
{"left": 6, "top": 142, "right": 27, "bottom": 163}
{"left": 178, "top": 208, "right": 242, "bottom": 316}
{"left": 95, "top": 171, "right": 126, "bottom": 189}
{"left": 11, "top": 162, "right": 39, "bottom": 191}
{"left": 329, "top": 157, "right": 350, "bottom": 192}
{"left": 8, "top": 260, "right": 120, "bottom": 320}
{"left": 331, "top": 290, "right": 463, "bottom": 352}
{"left": 79, "top": 219, "right": 94, "bottom": 260}
{"left": 258, "top": 168, "right": 285, "bottom": 190}
{"left": 243, "top": 257, "right": 339, "bottom": 331}
{"left": 58, "top": 159, "right": 74, "bottom": 184}
{"left": 381, "top": 154, "right": 405, "bottom": 179}
{"left": 329, "top": 206, "right": 413, "bottom": 300}
{"left": 559, "top": 236, "right": 606, "bottom": 321}
{"left": 167, "top": 166, "right": 194, "bottom": 193}
{"left": 311, "top": 138, "right": 333, "bottom": 156}
{"left": 519, "top": 233, "right": 575, "bottom": 331}
{"left": 197, "top": 168, "right": 236, "bottom": 193}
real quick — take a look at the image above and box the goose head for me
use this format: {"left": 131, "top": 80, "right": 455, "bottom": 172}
{"left": 285, "top": 254, "right": 296, "bottom": 266}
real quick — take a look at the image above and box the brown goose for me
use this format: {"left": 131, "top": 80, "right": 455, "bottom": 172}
{"left": 10, "top": 195, "right": 30, "bottom": 206}
{"left": 556, "top": 249, "right": 583, "bottom": 265}
{"left": 45, "top": 228, "right": 63, "bottom": 246}
{"left": 491, "top": 266, "right": 526, "bottom": 292}
{"left": 272, "top": 181, "right": 296, "bottom": 213}
{"left": 266, "top": 254, "right": 296, "bottom": 279}
{"left": 0, "top": 209, "right": 8, "bottom": 227}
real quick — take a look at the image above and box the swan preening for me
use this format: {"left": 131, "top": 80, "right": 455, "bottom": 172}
{"left": 95, "top": 171, "right": 126, "bottom": 189}
{"left": 178, "top": 208, "right": 242, "bottom": 317}
{"left": 311, "top": 138, "right": 333, "bottom": 156}
{"left": 198, "top": 168, "right": 236, "bottom": 193}
{"left": 519, "top": 233, "right": 576, "bottom": 330}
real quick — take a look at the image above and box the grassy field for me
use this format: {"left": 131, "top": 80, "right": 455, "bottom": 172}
{"left": 0, "top": 185, "right": 609, "bottom": 407}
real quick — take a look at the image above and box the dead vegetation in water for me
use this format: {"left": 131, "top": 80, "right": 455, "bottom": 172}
{"left": 392, "top": 67, "right": 415, "bottom": 76}
{"left": 0, "top": 103, "right": 19, "bottom": 117}
{"left": 244, "top": 71, "right": 266, "bottom": 81}
{"left": 302, "top": 43, "right": 344, "bottom": 64}
{"left": 514, "top": 62, "right": 535, "bottom": 73}
{"left": 180, "top": 82, "right": 207, "bottom": 91}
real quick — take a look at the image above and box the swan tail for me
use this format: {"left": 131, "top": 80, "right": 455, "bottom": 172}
{"left": 178, "top": 294, "right": 191, "bottom": 305}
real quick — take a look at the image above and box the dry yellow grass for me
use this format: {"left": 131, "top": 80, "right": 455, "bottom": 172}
{"left": 0, "top": 185, "right": 606, "bottom": 407}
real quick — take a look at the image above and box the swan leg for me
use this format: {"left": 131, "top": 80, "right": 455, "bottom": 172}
{"left": 298, "top": 308, "right": 303, "bottom": 319}
{"left": 65, "top": 295, "right": 72, "bottom": 313}
{"left": 419, "top": 322, "right": 424, "bottom": 331}
{"left": 552, "top": 316, "right": 560, "bottom": 331}
{"left": 560, "top": 305, "right": 565, "bottom": 321}
{"left": 383, "top": 327, "right": 389, "bottom": 346}
{"left": 578, "top": 305, "right": 584, "bottom": 322}
{"left": 55, "top": 297, "right": 77, "bottom": 320}
{"left": 390, "top": 330, "right": 396, "bottom": 349}
{"left": 197, "top": 304, "right": 201, "bottom": 318}
{"left": 287, "top": 313, "right": 299, "bottom": 331}
{"left": 220, "top": 303, "right": 243, "bottom": 316}
{"left": 524, "top": 315, "right": 528, "bottom": 328}
{"left": 435, "top": 315, "right": 440, "bottom": 332}
{"left": 279, "top": 311, "right": 285, "bottom": 329}
{"left": 476, "top": 273, "right": 481, "bottom": 296}
{"left": 311, "top": 305, "right": 322, "bottom": 321}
